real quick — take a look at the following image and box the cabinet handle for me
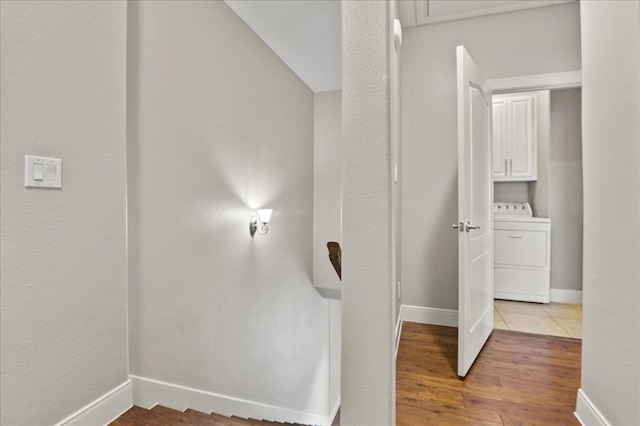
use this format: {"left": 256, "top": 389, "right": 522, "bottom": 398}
{"left": 505, "top": 159, "right": 508, "bottom": 176}
{"left": 507, "top": 235, "right": 522, "bottom": 239}
{"left": 510, "top": 159, "right": 513, "bottom": 176}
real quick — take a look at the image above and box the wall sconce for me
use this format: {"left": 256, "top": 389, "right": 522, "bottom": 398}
{"left": 250, "top": 208, "right": 272, "bottom": 237}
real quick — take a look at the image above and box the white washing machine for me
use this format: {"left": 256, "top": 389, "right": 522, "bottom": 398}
{"left": 494, "top": 202, "right": 551, "bottom": 303}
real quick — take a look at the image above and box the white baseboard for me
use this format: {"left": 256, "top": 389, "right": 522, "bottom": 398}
{"left": 400, "top": 304, "right": 458, "bottom": 327}
{"left": 551, "top": 289, "right": 583, "bottom": 304}
{"left": 54, "top": 380, "right": 132, "bottom": 426}
{"left": 575, "top": 389, "right": 611, "bottom": 426}
{"left": 130, "top": 375, "right": 332, "bottom": 426}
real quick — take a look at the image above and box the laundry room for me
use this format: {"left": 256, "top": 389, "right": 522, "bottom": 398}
{"left": 492, "top": 87, "right": 583, "bottom": 337}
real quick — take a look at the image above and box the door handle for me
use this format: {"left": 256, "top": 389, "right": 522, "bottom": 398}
{"left": 452, "top": 223, "right": 464, "bottom": 232}
{"left": 464, "top": 222, "right": 480, "bottom": 232}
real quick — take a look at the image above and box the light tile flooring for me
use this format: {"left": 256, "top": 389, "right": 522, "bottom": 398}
{"left": 494, "top": 299, "right": 583, "bottom": 339}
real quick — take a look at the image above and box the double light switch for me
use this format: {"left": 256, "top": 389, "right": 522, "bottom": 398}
{"left": 25, "top": 155, "right": 62, "bottom": 188}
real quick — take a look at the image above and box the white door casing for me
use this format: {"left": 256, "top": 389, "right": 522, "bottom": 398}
{"left": 456, "top": 45, "right": 494, "bottom": 378}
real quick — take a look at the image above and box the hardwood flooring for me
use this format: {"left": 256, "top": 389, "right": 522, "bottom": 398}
{"left": 111, "top": 323, "right": 581, "bottom": 425}
{"left": 396, "top": 322, "right": 581, "bottom": 425}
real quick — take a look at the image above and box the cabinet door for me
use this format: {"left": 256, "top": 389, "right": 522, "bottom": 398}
{"left": 492, "top": 98, "right": 508, "bottom": 179}
{"left": 508, "top": 95, "right": 537, "bottom": 180}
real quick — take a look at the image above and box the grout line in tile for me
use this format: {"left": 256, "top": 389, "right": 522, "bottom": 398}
{"left": 550, "top": 317, "right": 572, "bottom": 337}
{"left": 494, "top": 309, "right": 510, "bottom": 330}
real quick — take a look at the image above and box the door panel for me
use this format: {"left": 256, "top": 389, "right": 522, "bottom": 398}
{"left": 456, "top": 45, "right": 494, "bottom": 378}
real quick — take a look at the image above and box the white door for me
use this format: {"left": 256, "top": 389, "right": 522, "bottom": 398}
{"left": 455, "top": 45, "right": 494, "bottom": 378}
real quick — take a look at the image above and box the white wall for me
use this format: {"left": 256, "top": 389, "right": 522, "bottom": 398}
{"left": 578, "top": 1, "right": 640, "bottom": 424}
{"left": 0, "top": 2, "right": 129, "bottom": 425}
{"left": 128, "top": 1, "right": 334, "bottom": 421}
{"left": 313, "top": 91, "right": 342, "bottom": 299}
{"left": 401, "top": 2, "right": 581, "bottom": 310}
{"left": 342, "top": 0, "right": 397, "bottom": 423}
{"left": 312, "top": 91, "right": 342, "bottom": 416}
{"left": 312, "top": 90, "right": 343, "bottom": 414}
{"left": 494, "top": 183, "right": 529, "bottom": 203}
{"left": 549, "top": 89, "right": 583, "bottom": 292}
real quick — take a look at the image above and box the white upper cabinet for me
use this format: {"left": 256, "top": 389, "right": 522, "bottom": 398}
{"left": 492, "top": 92, "right": 539, "bottom": 181}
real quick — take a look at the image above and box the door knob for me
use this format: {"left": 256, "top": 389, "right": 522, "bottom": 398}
{"left": 464, "top": 222, "right": 480, "bottom": 232}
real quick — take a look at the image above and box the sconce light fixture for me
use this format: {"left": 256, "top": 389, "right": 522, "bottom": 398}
{"left": 250, "top": 208, "right": 273, "bottom": 237}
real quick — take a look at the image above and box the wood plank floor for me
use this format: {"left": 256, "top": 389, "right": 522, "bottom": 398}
{"left": 110, "top": 405, "right": 306, "bottom": 426}
{"left": 396, "top": 322, "right": 581, "bottom": 425}
{"left": 111, "top": 323, "right": 581, "bottom": 425}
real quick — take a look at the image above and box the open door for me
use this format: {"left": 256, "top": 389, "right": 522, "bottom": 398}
{"left": 455, "top": 45, "right": 494, "bottom": 378}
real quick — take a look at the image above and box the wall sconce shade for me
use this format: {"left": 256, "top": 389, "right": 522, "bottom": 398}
{"left": 257, "top": 209, "right": 272, "bottom": 224}
{"left": 250, "top": 208, "right": 272, "bottom": 237}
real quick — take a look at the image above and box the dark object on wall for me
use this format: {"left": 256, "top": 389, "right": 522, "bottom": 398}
{"left": 327, "top": 242, "right": 341, "bottom": 280}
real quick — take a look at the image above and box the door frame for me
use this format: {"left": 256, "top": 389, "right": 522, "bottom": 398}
{"left": 488, "top": 70, "right": 581, "bottom": 94}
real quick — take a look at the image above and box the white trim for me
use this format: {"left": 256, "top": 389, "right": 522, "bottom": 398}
{"left": 413, "top": 1, "right": 575, "bottom": 27}
{"left": 401, "top": 305, "right": 458, "bottom": 327}
{"left": 575, "top": 389, "right": 611, "bottom": 426}
{"left": 551, "top": 289, "right": 583, "bottom": 304}
{"left": 54, "top": 380, "right": 132, "bottom": 426}
{"left": 395, "top": 307, "right": 403, "bottom": 358}
{"left": 489, "top": 71, "right": 582, "bottom": 94}
{"left": 130, "top": 375, "right": 332, "bottom": 426}
{"left": 329, "top": 396, "right": 341, "bottom": 425}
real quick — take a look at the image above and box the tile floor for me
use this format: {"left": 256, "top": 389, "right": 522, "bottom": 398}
{"left": 494, "top": 299, "right": 582, "bottom": 339}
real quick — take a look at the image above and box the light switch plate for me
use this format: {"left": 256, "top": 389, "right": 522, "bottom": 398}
{"left": 25, "top": 155, "right": 62, "bottom": 188}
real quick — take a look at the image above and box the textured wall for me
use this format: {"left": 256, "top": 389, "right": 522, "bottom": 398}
{"left": 342, "top": 1, "right": 396, "bottom": 423}
{"left": 549, "top": 89, "right": 583, "bottom": 291}
{"left": 0, "top": 1, "right": 128, "bottom": 424}
{"left": 401, "top": 2, "right": 581, "bottom": 310}
{"left": 580, "top": 1, "right": 640, "bottom": 424}
{"left": 128, "top": 0, "right": 332, "bottom": 418}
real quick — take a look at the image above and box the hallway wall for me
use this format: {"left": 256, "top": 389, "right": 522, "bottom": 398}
{"left": 127, "top": 1, "right": 333, "bottom": 421}
{"left": 401, "top": 2, "right": 581, "bottom": 310}
{"left": 579, "top": 1, "right": 640, "bottom": 424}
{"left": 0, "top": 2, "right": 128, "bottom": 424}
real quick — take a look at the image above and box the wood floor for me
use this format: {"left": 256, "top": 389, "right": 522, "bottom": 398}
{"left": 110, "top": 405, "right": 305, "bottom": 426}
{"left": 111, "top": 323, "right": 581, "bottom": 425}
{"left": 396, "top": 322, "right": 581, "bottom": 425}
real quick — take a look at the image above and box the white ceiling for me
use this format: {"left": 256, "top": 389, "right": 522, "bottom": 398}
{"left": 224, "top": 0, "right": 342, "bottom": 93}
{"left": 225, "top": 0, "right": 574, "bottom": 94}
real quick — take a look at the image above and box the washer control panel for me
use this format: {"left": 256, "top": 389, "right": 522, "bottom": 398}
{"left": 493, "top": 202, "right": 533, "bottom": 217}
